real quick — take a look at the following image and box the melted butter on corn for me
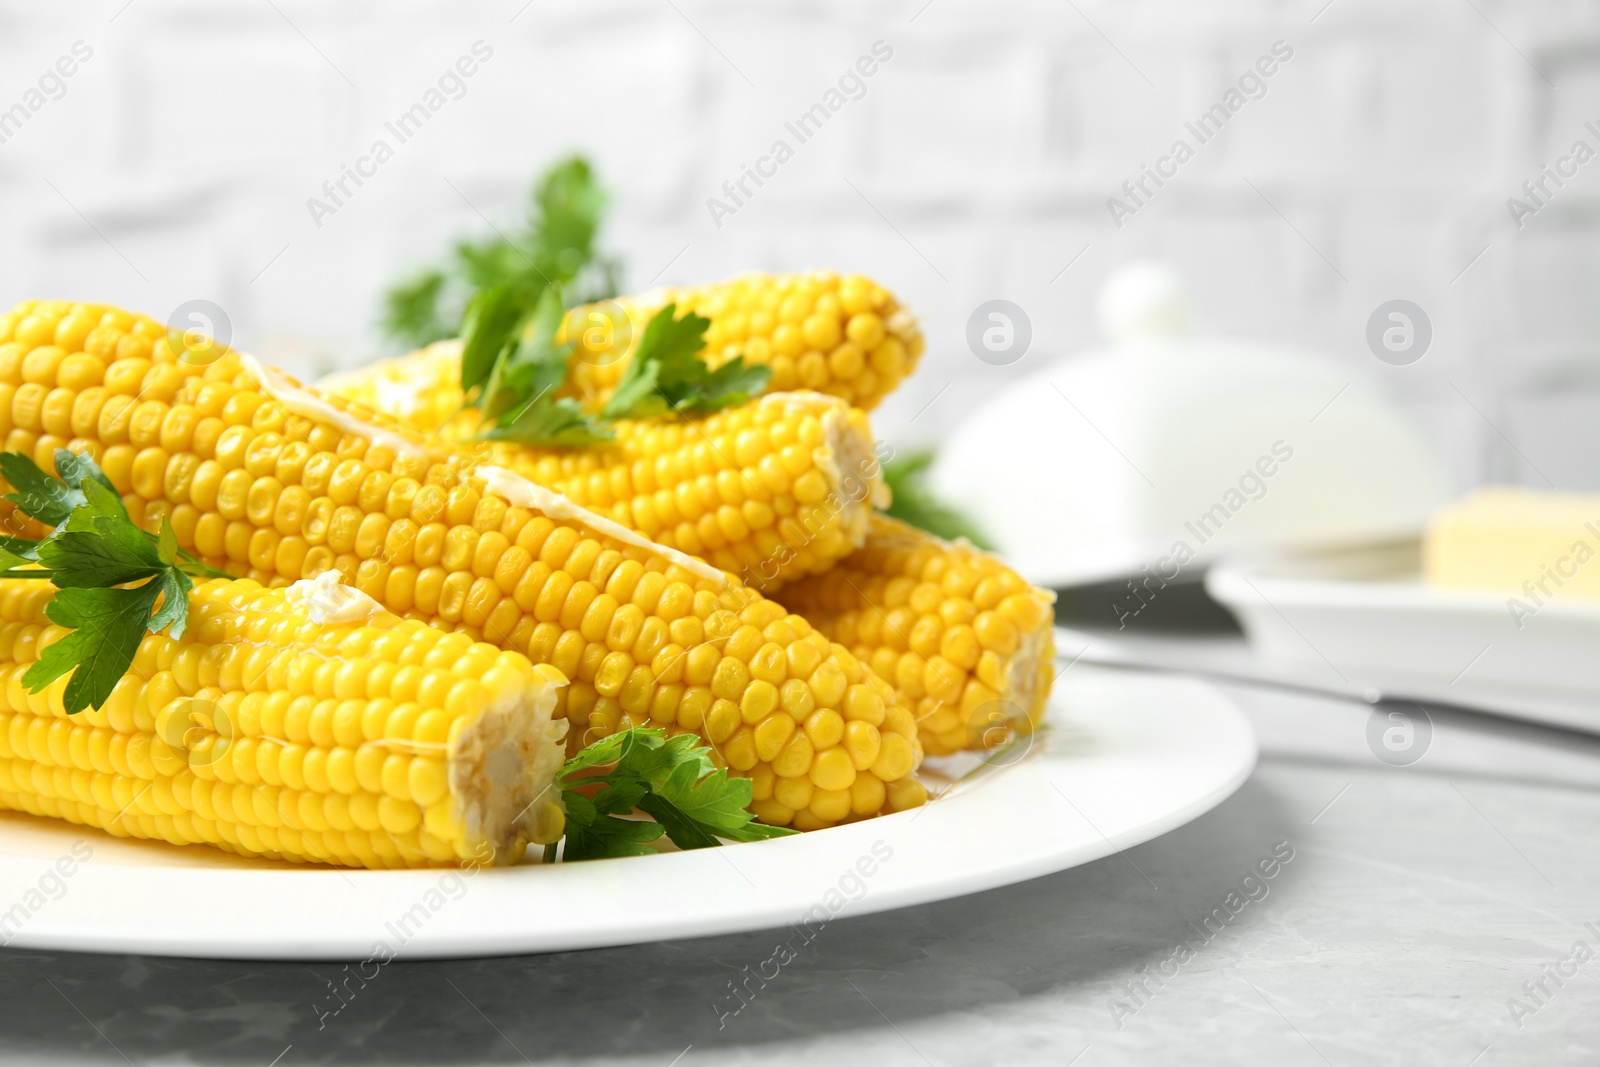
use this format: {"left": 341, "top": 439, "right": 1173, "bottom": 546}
{"left": 464, "top": 393, "right": 885, "bottom": 591}
{"left": 475, "top": 465, "right": 727, "bottom": 586}
{"left": 321, "top": 366, "right": 889, "bottom": 592}
{"left": 284, "top": 569, "right": 383, "bottom": 625}
{"left": 241, "top": 353, "right": 427, "bottom": 461}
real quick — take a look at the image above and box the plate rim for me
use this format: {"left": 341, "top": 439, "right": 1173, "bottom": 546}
{"left": 0, "top": 667, "right": 1257, "bottom": 960}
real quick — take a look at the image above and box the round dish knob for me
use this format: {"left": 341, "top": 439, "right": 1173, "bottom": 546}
{"left": 1098, "top": 261, "right": 1192, "bottom": 347}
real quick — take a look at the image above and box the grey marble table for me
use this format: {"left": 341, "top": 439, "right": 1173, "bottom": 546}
{"left": 2, "top": 664, "right": 1598, "bottom": 1065}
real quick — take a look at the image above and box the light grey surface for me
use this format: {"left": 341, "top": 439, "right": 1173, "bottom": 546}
{"left": 2, "top": 676, "right": 1597, "bottom": 1066}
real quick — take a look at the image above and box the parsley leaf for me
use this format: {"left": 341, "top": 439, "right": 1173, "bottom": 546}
{"left": 1, "top": 451, "right": 84, "bottom": 527}
{"left": 149, "top": 519, "right": 195, "bottom": 641}
{"left": 647, "top": 756, "right": 792, "bottom": 843}
{"left": 63, "top": 476, "right": 131, "bottom": 533}
{"left": 479, "top": 396, "right": 614, "bottom": 447}
{"left": 696, "top": 357, "right": 774, "bottom": 411}
{"left": 54, "top": 449, "right": 118, "bottom": 498}
{"left": 458, "top": 284, "right": 528, "bottom": 398}
{"left": 0, "top": 541, "right": 35, "bottom": 571}
{"left": 36, "top": 524, "right": 163, "bottom": 588}
{"left": 560, "top": 790, "right": 666, "bottom": 860}
{"left": 480, "top": 289, "right": 573, "bottom": 419}
{"left": 382, "top": 269, "right": 455, "bottom": 349}
{"left": 468, "top": 290, "right": 614, "bottom": 447}
{"left": 554, "top": 727, "right": 795, "bottom": 861}
{"left": 24, "top": 584, "right": 163, "bottom": 715}
{"left": 534, "top": 157, "right": 613, "bottom": 290}
{"left": 381, "top": 155, "right": 620, "bottom": 360}
{"left": 601, "top": 304, "right": 771, "bottom": 421}
{"left": 383, "top": 161, "right": 768, "bottom": 441}
{"left": 0, "top": 535, "right": 40, "bottom": 562}
{"left": 0, "top": 449, "right": 228, "bottom": 712}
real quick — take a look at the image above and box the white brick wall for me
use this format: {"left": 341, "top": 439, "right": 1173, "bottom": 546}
{"left": 2, "top": 0, "right": 1599, "bottom": 490}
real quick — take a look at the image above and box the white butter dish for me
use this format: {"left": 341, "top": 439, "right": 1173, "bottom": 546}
{"left": 1207, "top": 541, "right": 1600, "bottom": 733}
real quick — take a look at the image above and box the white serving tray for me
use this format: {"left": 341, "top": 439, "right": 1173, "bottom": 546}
{"left": 1208, "top": 541, "right": 1600, "bottom": 733}
{"left": 0, "top": 665, "right": 1254, "bottom": 961}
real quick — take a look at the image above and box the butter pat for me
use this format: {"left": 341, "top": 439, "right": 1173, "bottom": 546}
{"left": 285, "top": 570, "right": 384, "bottom": 624}
{"left": 1424, "top": 488, "right": 1600, "bottom": 601}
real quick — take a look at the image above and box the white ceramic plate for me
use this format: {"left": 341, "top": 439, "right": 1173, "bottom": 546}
{"left": 1209, "top": 541, "right": 1600, "bottom": 734}
{"left": 0, "top": 665, "right": 1255, "bottom": 961}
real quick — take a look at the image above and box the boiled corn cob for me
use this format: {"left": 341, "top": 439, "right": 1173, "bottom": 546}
{"left": 0, "top": 574, "right": 568, "bottom": 869}
{"left": 0, "top": 300, "right": 926, "bottom": 829}
{"left": 319, "top": 270, "right": 924, "bottom": 431}
{"left": 318, "top": 369, "right": 888, "bottom": 591}
{"left": 568, "top": 271, "right": 922, "bottom": 412}
{"left": 775, "top": 516, "right": 1056, "bottom": 758}
{"left": 502, "top": 394, "right": 886, "bottom": 593}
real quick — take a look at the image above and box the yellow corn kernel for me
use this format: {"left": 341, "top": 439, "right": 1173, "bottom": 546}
{"left": 887, "top": 775, "right": 928, "bottom": 812}
{"left": 773, "top": 775, "right": 812, "bottom": 811}
{"left": 803, "top": 708, "right": 844, "bottom": 750}
{"left": 749, "top": 798, "right": 794, "bottom": 826}
{"left": 850, "top": 771, "right": 886, "bottom": 815}
{"left": 809, "top": 746, "right": 856, "bottom": 792}
{"left": 844, "top": 720, "right": 882, "bottom": 770}
{"left": 807, "top": 787, "right": 851, "bottom": 823}
{"left": 871, "top": 733, "right": 916, "bottom": 783}
{"left": 753, "top": 712, "right": 795, "bottom": 762}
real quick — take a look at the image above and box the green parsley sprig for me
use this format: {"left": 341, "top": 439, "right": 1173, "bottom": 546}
{"left": 0, "top": 450, "right": 229, "bottom": 713}
{"left": 472, "top": 289, "right": 612, "bottom": 446}
{"left": 382, "top": 155, "right": 621, "bottom": 353}
{"left": 550, "top": 726, "right": 795, "bottom": 861}
{"left": 452, "top": 157, "right": 616, "bottom": 402}
{"left": 599, "top": 303, "right": 771, "bottom": 421}
{"left": 383, "top": 156, "right": 771, "bottom": 447}
{"left": 471, "top": 300, "right": 771, "bottom": 447}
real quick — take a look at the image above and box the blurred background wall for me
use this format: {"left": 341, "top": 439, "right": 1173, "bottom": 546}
{"left": 0, "top": 0, "right": 1594, "bottom": 491}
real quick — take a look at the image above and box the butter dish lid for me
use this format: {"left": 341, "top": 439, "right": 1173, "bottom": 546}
{"left": 927, "top": 264, "right": 1450, "bottom": 588}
